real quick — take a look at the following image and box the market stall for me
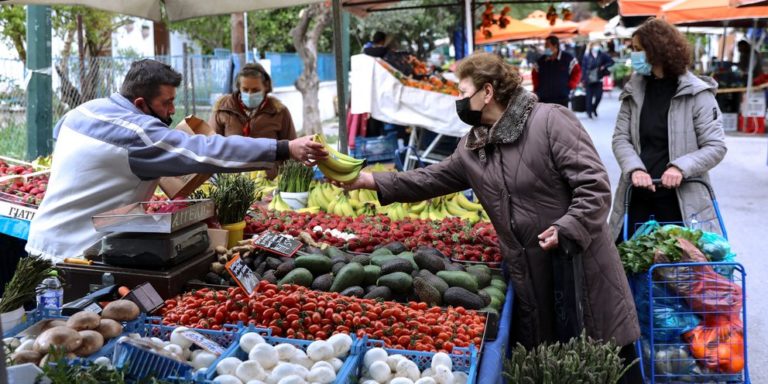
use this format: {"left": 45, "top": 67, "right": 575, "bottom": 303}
{"left": 349, "top": 54, "right": 471, "bottom": 170}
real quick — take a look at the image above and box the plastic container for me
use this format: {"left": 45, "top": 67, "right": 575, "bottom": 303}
{"left": 0, "top": 304, "right": 25, "bottom": 333}
{"left": 360, "top": 337, "right": 479, "bottom": 384}
{"left": 113, "top": 316, "right": 247, "bottom": 382}
{"left": 36, "top": 270, "right": 63, "bottom": 310}
{"left": 202, "top": 327, "right": 359, "bottom": 384}
{"left": 221, "top": 220, "right": 246, "bottom": 248}
{"left": 351, "top": 132, "right": 398, "bottom": 163}
{"left": 280, "top": 191, "right": 310, "bottom": 210}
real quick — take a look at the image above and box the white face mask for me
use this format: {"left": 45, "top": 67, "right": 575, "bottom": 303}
{"left": 591, "top": 47, "right": 600, "bottom": 56}
{"left": 241, "top": 91, "right": 265, "bottom": 109}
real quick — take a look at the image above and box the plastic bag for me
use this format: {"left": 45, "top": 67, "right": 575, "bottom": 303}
{"left": 629, "top": 273, "right": 701, "bottom": 341}
{"left": 698, "top": 232, "right": 735, "bottom": 262}
{"left": 632, "top": 220, "right": 661, "bottom": 240}
{"left": 683, "top": 318, "right": 745, "bottom": 373}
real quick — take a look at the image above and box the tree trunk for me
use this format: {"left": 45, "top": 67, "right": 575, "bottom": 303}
{"left": 231, "top": 12, "right": 245, "bottom": 63}
{"left": 291, "top": 4, "right": 332, "bottom": 136}
{"left": 11, "top": 35, "right": 25, "bottom": 64}
{"left": 153, "top": 21, "right": 170, "bottom": 56}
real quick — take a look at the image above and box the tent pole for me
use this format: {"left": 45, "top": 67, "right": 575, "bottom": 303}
{"left": 465, "top": 0, "right": 474, "bottom": 54}
{"left": 745, "top": 18, "right": 761, "bottom": 118}
{"left": 721, "top": 23, "right": 727, "bottom": 60}
{"left": 332, "top": 0, "right": 348, "bottom": 153}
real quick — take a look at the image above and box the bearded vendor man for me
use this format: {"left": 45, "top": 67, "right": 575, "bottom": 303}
{"left": 26, "top": 59, "right": 327, "bottom": 263}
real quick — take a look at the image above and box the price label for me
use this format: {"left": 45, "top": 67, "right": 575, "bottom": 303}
{"left": 225, "top": 254, "right": 258, "bottom": 295}
{"left": 181, "top": 330, "right": 226, "bottom": 355}
{"left": 83, "top": 302, "right": 103, "bottom": 314}
{"left": 252, "top": 231, "right": 302, "bottom": 257}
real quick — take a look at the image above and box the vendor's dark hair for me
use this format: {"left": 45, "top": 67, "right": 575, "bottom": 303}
{"left": 545, "top": 35, "right": 559, "bottom": 47}
{"left": 120, "top": 59, "right": 181, "bottom": 101}
{"left": 372, "top": 31, "right": 386, "bottom": 44}
{"left": 633, "top": 18, "right": 692, "bottom": 77}
{"left": 235, "top": 63, "right": 272, "bottom": 93}
{"left": 456, "top": 52, "right": 522, "bottom": 106}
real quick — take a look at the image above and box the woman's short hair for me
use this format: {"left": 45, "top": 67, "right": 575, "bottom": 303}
{"left": 236, "top": 63, "right": 272, "bottom": 93}
{"left": 456, "top": 52, "right": 522, "bottom": 106}
{"left": 633, "top": 18, "right": 692, "bottom": 77}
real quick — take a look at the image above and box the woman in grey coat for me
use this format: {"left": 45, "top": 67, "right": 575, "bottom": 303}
{"left": 609, "top": 18, "right": 727, "bottom": 241}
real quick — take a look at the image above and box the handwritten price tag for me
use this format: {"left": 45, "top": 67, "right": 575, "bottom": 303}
{"left": 225, "top": 254, "right": 258, "bottom": 295}
{"left": 252, "top": 232, "right": 302, "bottom": 257}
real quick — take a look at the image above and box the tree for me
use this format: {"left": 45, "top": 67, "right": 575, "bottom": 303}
{"left": 0, "top": 5, "right": 27, "bottom": 63}
{"left": 292, "top": 4, "right": 332, "bottom": 135}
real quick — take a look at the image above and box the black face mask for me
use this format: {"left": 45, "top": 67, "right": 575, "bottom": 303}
{"left": 455, "top": 89, "right": 485, "bottom": 126}
{"left": 146, "top": 103, "right": 173, "bottom": 126}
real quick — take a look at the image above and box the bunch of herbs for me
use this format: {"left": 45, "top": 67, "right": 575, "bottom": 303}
{"left": 209, "top": 173, "right": 257, "bottom": 225}
{"left": 0, "top": 256, "right": 54, "bottom": 312}
{"left": 277, "top": 160, "right": 314, "bottom": 193}
{"left": 618, "top": 226, "right": 703, "bottom": 274}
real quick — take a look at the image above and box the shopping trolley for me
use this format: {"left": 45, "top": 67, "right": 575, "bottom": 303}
{"left": 622, "top": 178, "right": 750, "bottom": 383}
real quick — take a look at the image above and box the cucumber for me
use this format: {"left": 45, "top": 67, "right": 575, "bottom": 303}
{"left": 377, "top": 272, "right": 413, "bottom": 293}
{"left": 278, "top": 268, "right": 313, "bottom": 287}
{"left": 363, "top": 265, "right": 382, "bottom": 286}
{"left": 294, "top": 254, "right": 332, "bottom": 275}
{"left": 437, "top": 271, "right": 478, "bottom": 292}
{"left": 330, "top": 262, "right": 365, "bottom": 292}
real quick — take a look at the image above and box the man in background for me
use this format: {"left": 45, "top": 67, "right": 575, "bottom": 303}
{"left": 532, "top": 35, "right": 581, "bottom": 107}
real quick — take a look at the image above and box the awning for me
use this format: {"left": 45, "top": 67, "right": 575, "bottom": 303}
{"left": 659, "top": 0, "right": 768, "bottom": 27}
{"left": 522, "top": 10, "right": 579, "bottom": 36}
{"left": 617, "top": 0, "right": 670, "bottom": 16}
{"left": 578, "top": 16, "right": 608, "bottom": 36}
{"left": 475, "top": 16, "right": 550, "bottom": 45}
{"left": 730, "top": 0, "right": 768, "bottom": 6}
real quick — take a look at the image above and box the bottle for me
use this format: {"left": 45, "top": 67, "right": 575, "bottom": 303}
{"left": 102, "top": 273, "right": 115, "bottom": 288}
{"left": 690, "top": 213, "right": 700, "bottom": 230}
{"left": 36, "top": 271, "right": 63, "bottom": 310}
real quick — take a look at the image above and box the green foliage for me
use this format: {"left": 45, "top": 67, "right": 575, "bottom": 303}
{"left": 170, "top": 7, "right": 334, "bottom": 55}
{"left": 39, "top": 351, "right": 174, "bottom": 384}
{"left": 0, "top": 5, "right": 27, "bottom": 62}
{"left": 0, "top": 120, "right": 27, "bottom": 160}
{"left": 619, "top": 226, "right": 704, "bottom": 274}
{"left": 350, "top": 0, "right": 460, "bottom": 60}
{"left": 503, "top": 332, "right": 637, "bottom": 384}
{"left": 210, "top": 173, "right": 258, "bottom": 224}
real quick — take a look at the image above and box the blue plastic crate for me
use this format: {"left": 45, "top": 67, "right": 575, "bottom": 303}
{"left": 202, "top": 327, "right": 360, "bottom": 384}
{"left": 361, "top": 337, "right": 478, "bottom": 384}
{"left": 351, "top": 132, "right": 398, "bottom": 163}
{"left": 3, "top": 307, "right": 142, "bottom": 362}
{"left": 113, "top": 316, "right": 247, "bottom": 382}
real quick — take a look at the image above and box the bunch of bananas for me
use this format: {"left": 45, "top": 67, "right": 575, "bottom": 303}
{"left": 326, "top": 192, "right": 357, "bottom": 217}
{"left": 313, "top": 133, "right": 366, "bottom": 182}
{"left": 379, "top": 202, "right": 410, "bottom": 221}
{"left": 268, "top": 193, "right": 292, "bottom": 212}
{"left": 251, "top": 170, "right": 277, "bottom": 201}
{"left": 307, "top": 182, "right": 342, "bottom": 211}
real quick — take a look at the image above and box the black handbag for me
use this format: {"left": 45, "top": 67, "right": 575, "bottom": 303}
{"left": 571, "top": 94, "right": 586, "bottom": 113}
{"left": 552, "top": 234, "right": 585, "bottom": 343}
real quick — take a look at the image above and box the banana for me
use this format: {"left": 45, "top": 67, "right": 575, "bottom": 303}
{"left": 445, "top": 199, "right": 468, "bottom": 216}
{"left": 409, "top": 200, "right": 427, "bottom": 214}
{"left": 297, "top": 206, "right": 320, "bottom": 214}
{"left": 317, "top": 162, "right": 363, "bottom": 183}
{"left": 455, "top": 193, "right": 483, "bottom": 211}
{"left": 460, "top": 211, "right": 481, "bottom": 224}
{"left": 270, "top": 194, "right": 292, "bottom": 212}
{"left": 313, "top": 133, "right": 365, "bottom": 174}
{"left": 327, "top": 198, "right": 338, "bottom": 214}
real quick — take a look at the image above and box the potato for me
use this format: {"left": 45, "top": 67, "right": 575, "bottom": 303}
{"left": 34, "top": 326, "right": 83, "bottom": 353}
{"left": 41, "top": 319, "right": 68, "bottom": 331}
{"left": 102, "top": 300, "right": 140, "bottom": 321}
{"left": 73, "top": 330, "right": 104, "bottom": 357}
{"left": 66, "top": 311, "right": 101, "bottom": 331}
{"left": 96, "top": 319, "right": 123, "bottom": 339}
{"left": 12, "top": 350, "right": 43, "bottom": 365}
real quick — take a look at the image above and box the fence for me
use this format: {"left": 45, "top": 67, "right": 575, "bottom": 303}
{"left": 0, "top": 52, "right": 336, "bottom": 127}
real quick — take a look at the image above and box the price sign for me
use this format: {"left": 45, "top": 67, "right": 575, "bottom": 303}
{"left": 180, "top": 330, "right": 226, "bottom": 355}
{"left": 225, "top": 254, "right": 258, "bottom": 295}
{"left": 252, "top": 231, "right": 302, "bottom": 257}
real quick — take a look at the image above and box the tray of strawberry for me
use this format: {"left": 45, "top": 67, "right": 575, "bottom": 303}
{"left": 244, "top": 210, "right": 502, "bottom": 265}
{"left": 160, "top": 282, "right": 486, "bottom": 353}
{"left": 0, "top": 156, "right": 50, "bottom": 208}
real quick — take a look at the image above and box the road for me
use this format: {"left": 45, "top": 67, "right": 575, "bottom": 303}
{"left": 579, "top": 92, "right": 768, "bottom": 382}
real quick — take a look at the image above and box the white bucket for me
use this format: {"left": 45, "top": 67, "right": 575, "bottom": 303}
{"left": 280, "top": 191, "right": 310, "bottom": 210}
{"left": 1, "top": 303, "right": 26, "bottom": 332}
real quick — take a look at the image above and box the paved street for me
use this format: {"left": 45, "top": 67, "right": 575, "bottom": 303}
{"left": 579, "top": 93, "right": 768, "bottom": 382}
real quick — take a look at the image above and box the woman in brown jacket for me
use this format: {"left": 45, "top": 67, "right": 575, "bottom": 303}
{"left": 343, "top": 52, "right": 641, "bottom": 378}
{"left": 209, "top": 63, "right": 297, "bottom": 177}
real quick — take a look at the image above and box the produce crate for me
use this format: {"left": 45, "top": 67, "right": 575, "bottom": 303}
{"left": 0, "top": 156, "right": 50, "bottom": 223}
{"left": 91, "top": 199, "right": 214, "bottom": 234}
{"left": 351, "top": 132, "right": 398, "bottom": 163}
{"left": 361, "top": 337, "right": 479, "bottom": 384}
{"left": 3, "top": 307, "right": 143, "bottom": 361}
{"left": 113, "top": 316, "right": 248, "bottom": 383}
{"left": 201, "top": 326, "right": 360, "bottom": 384}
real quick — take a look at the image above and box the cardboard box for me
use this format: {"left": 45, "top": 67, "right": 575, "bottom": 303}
{"left": 158, "top": 116, "right": 215, "bottom": 199}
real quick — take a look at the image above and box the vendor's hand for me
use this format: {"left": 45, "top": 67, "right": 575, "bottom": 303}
{"left": 289, "top": 135, "right": 328, "bottom": 166}
{"left": 631, "top": 170, "right": 655, "bottom": 192}
{"left": 661, "top": 166, "right": 683, "bottom": 189}
{"left": 538, "top": 225, "right": 559, "bottom": 251}
{"left": 331, "top": 172, "right": 376, "bottom": 191}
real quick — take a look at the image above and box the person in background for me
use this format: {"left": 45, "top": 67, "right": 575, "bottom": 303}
{"left": 363, "top": 31, "right": 389, "bottom": 58}
{"left": 582, "top": 41, "right": 615, "bottom": 119}
{"left": 337, "top": 53, "right": 640, "bottom": 381}
{"left": 525, "top": 45, "right": 541, "bottom": 68}
{"left": 26, "top": 59, "right": 326, "bottom": 262}
{"left": 737, "top": 39, "right": 764, "bottom": 80}
{"left": 532, "top": 35, "right": 581, "bottom": 107}
{"left": 610, "top": 18, "right": 727, "bottom": 243}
